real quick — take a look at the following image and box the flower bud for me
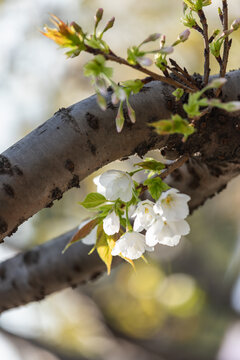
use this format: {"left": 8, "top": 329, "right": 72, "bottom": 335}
{"left": 208, "top": 77, "right": 227, "bottom": 89}
{"left": 178, "top": 29, "right": 190, "bottom": 42}
{"left": 94, "top": 8, "right": 103, "bottom": 25}
{"left": 231, "top": 18, "right": 240, "bottom": 31}
{"left": 136, "top": 56, "right": 153, "bottom": 67}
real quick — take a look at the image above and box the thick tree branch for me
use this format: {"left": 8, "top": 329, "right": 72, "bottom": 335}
{"left": 0, "top": 71, "right": 240, "bottom": 312}
{"left": 0, "top": 81, "right": 174, "bottom": 242}
{"left": 1, "top": 71, "right": 240, "bottom": 243}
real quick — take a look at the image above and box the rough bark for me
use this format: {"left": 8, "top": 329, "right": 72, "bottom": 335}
{"left": 0, "top": 70, "right": 240, "bottom": 242}
{"left": 0, "top": 71, "right": 240, "bottom": 312}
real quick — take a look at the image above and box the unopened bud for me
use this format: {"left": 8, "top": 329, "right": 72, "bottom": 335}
{"left": 208, "top": 77, "right": 227, "bottom": 89}
{"left": 136, "top": 56, "right": 153, "bottom": 67}
{"left": 95, "top": 8, "right": 103, "bottom": 24}
{"left": 178, "top": 29, "right": 190, "bottom": 42}
{"left": 231, "top": 18, "right": 240, "bottom": 31}
{"left": 141, "top": 33, "right": 161, "bottom": 46}
{"left": 71, "top": 22, "right": 84, "bottom": 36}
{"left": 160, "top": 35, "right": 166, "bottom": 49}
{"left": 102, "top": 17, "right": 115, "bottom": 33}
{"left": 159, "top": 46, "right": 174, "bottom": 55}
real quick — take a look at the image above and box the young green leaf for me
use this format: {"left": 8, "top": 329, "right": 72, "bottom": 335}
{"left": 144, "top": 177, "right": 170, "bottom": 201}
{"left": 173, "top": 88, "right": 184, "bottom": 101}
{"left": 150, "top": 114, "right": 195, "bottom": 140}
{"left": 135, "top": 158, "right": 165, "bottom": 173}
{"left": 84, "top": 55, "right": 113, "bottom": 78}
{"left": 80, "top": 192, "right": 107, "bottom": 208}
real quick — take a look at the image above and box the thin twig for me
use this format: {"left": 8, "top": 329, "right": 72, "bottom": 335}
{"left": 169, "top": 58, "right": 201, "bottom": 90}
{"left": 220, "top": 0, "right": 230, "bottom": 77}
{"left": 85, "top": 45, "right": 195, "bottom": 92}
{"left": 138, "top": 155, "right": 189, "bottom": 194}
{"left": 166, "top": 66, "right": 199, "bottom": 91}
{"left": 193, "top": 23, "right": 204, "bottom": 35}
{"left": 198, "top": 9, "right": 210, "bottom": 85}
{"left": 160, "top": 154, "right": 189, "bottom": 180}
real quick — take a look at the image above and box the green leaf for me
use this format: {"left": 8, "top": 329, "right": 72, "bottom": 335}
{"left": 135, "top": 158, "right": 165, "bottom": 173}
{"left": 85, "top": 37, "right": 109, "bottom": 53}
{"left": 150, "top": 114, "right": 195, "bottom": 140}
{"left": 181, "top": 11, "right": 197, "bottom": 28}
{"left": 183, "top": 0, "right": 211, "bottom": 11}
{"left": 122, "top": 79, "right": 144, "bottom": 95}
{"left": 172, "top": 88, "right": 184, "bottom": 101}
{"left": 209, "top": 37, "right": 224, "bottom": 58}
{"left": 96, "top": 224, "right": 115, "bottom": 274}
{"left": 84, "top": 55, "right": 113, "bottom": 78}
{"left": 155, "top": 53, "right": 167, "bottom": 71}
{"left": 144, "top": 177, "right": 170, "bottom": 201}
{"left": 80, "top": 192, "right": 107, "bottom": 208}
{"left": 127, "top": 46, "right": 145, "bottom": 65}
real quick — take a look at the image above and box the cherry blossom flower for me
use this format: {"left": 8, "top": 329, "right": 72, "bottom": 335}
{"left": 93, "top": 170, "right": 134, "bottom": 202}
{"left": 103, "top": 211, "right": 120, "bottom": 235}
{"left": 111, "top": 231, "right": 153, "bottom": 260}
{"left": 154, "top": 188, "right": 190, "bottom": 221}
{"left": 146, "top": 217, "right": 190, "bottom": 247}
{"left": 132, "top": 200, "right": 156, "bottom": 232}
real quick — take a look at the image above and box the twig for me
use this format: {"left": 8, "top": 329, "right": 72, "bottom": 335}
{"left": 198, "top": 9, "right": 210, "bottom": 85}
{"left": 167, "top": 66, "right": 199, "bottom": 91}
{"left": 85, "top": 45, "right": 195, "bottom": 93}
{"left": 138, "top": 155, "right": 189, "bottom": 194}
{"left": 220, "top": 0, "right": 230, "bottom": 77}
{"left": 160, "top": 154, "right": 189, "bottom": 180}
{"left": 193, "top": 23, "right": 204, "bottom": 35}
{"left": 169, "top": 58, "right": 200, "bottom": 90}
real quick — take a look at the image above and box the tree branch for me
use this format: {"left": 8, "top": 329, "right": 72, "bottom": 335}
{"left": 0, "top": 71, "right": 240, "bottom": 243}
{"left": 0, "top": 71, "right": 240, "bottom": 312}
{"left": 0, "top": 154, "right": 240, "bottom": 313}
{"left": 198, "top": 9, "right": 210, "bottom": 85}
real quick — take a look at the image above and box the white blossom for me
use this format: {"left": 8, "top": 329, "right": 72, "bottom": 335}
{"left": 132, "top": 200, "right": 156, "bottom": 232}
{"left": 111, "top": 231, "right": 151, "bottom": 260}
{"left": 146, "top": 217, "right": 190, "bottom": 247}
{"left": 154, "top": 188, "right": 190, "bottom": 221}
{"left": 103, "top": 211, "right": 120, "bottom": 235}
{"left": 93, "top": 170, "right": 134, "bottom": 202}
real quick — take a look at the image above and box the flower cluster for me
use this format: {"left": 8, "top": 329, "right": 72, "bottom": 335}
{"left": 64, "top": 155, "right": 191, "bottom": 273}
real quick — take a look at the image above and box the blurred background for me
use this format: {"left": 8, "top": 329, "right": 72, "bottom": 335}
{"left": 0, "top": 0, "right": 240, "bottom": 359}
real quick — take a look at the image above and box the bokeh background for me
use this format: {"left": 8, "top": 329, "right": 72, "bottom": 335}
{"left": 0, "top": 1, "right": 240, "bottom": 359}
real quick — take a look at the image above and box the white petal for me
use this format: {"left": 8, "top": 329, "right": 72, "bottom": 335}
{"left": 103, "top": 211, "right": 120, "bottom": 235}
{"left": 93, "top": 175, "right": 106, "bottom": 196}
{"left": 154, "top": 188, "right": 191, "bottom": 221}
{"left": 145, "top": 219, "right": 164, "bottom": 247}
{"left": 99, "top": 170, "right": 134, "bottom": 202}
{"left": 158, "top": 235, "right": 181, "bottom": 247}
{"left": 111, "top": 232, "right": 146, "bottom": 259}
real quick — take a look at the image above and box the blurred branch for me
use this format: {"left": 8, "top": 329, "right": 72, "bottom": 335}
{"left": 1, "top": 154, "right": 240, "bottom": 313}
{"left": 0, "top": 327, "right": 89, "bottom": 360}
